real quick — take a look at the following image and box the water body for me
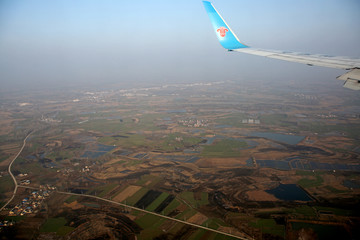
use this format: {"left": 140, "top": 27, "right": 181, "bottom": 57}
{"left": 343, "top": 180, "right": 360, "bottom": 189}
{"left": 166, "top": 109, "right": 186, "bottom": 113}
{"left": 266, "top": 184, "right": 312, "bottom": 201}
{"left": 251, "top": 132, "right": 305, "bottom": 145}
{"left": 81, "top": 144, "right": 116, "bottom": 159}
{"left": 256, "top": 157, "right": 360, "bottom": 172}
{"left": 256, "top": 160, "right": 291, "bottom": 170}
{"left": 157, "top": 155, "right": 200, "bottom": 163}
{"left": 215, "top": 125, "right": 232, "bottom": 128}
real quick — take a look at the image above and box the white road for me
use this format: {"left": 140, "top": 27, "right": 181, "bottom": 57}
{"left": 0, "top": 131, "right": 32, "bottom": 212}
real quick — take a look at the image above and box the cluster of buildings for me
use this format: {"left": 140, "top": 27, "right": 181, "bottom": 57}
{"left": 20, "top": 179, "right": 30, "bottom": 185}
{"left": 0, "top": 220, "right": 14, "bottom": 229}
{"left": 178, "top": 119, "right": 209, "bottom": 128}
{"left": 40, "top": 115, "right": 61, "bottom": 123}
{"left": 242, "top": 119, "right": 260, "bottom": 124}
{"left": 8, "top": 188, "right": 53, "bottom": 216}
{"left": 316, "top": 113, "right": 337, "bottom": 118}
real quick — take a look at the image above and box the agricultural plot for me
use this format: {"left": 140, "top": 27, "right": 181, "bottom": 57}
{"left": 180, "top": 191, "right": 209, "bottom": 207}
{"left": 154, "top": 195, "right": 175, "bottom": 213}
{"left": 40, "top": 217, "right": 71, "bottom": 234}
{"left": 125, "top": 187, "right": 149, "bottom": 206}
{"left": 215, "top": 113, "right": 248, "bottom": 128}
{"left": 90, "top": 183, "right": 118, "bottom": 198}
{"left": 158, "top": 134, "right": 203, "bottom": 152}
{"left": 201, "top": 139, "right": 247, "bottom": 158}
{"left": 291, "top": 222, "right": 350, "bottom": 239}
{"left": 113, "top": 185, "right": 142, "bottom": 203}
{"left": 136, "top": 174, "right": 160, "bottom": 187}
{"left": 163, "top": 199, "right": 181, "bottom": 216}
{"left": 298, "top": 175, "right": 324, "bottom": 188}
{"left": 249, "top": 218, "right": 285, "bottom": 238}
{"left": 134, "top": 190, "right": 162, "bottom": 209}
{"left": 145, "top": 192, "right": 169, "bottom": 212}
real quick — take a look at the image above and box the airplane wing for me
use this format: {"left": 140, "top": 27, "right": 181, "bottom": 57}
{"left": 203, "top": 1, "right": 360, "bottom": 90}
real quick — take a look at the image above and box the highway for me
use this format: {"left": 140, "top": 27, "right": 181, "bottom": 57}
{"left": 0, "top": 131, "right": 32, "bottom": 212}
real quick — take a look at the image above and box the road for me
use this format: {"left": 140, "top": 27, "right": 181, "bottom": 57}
{"left": 56, "top": 190, "right": 252, "bottom": 240}
{"left": 2, "top": 131, "right": 252, "bottom": 240}
{"left": 17, "top": 185, "right": 251, "bottom": 240}
{"left": 0, "top": 131, "right": 32, "bottom": 212}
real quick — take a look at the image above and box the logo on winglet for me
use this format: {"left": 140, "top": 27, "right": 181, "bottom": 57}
{"left": 217, "top": 27, "right": 228, "bottom": 37}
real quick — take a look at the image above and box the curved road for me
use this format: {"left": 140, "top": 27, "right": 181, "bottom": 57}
{"left": 0, "top": 131, "right": 32, "bottom": 212}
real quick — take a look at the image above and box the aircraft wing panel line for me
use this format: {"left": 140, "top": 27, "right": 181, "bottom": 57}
{"left": 203, "top": 1, "right": 360, "bottom": 90}
{"left": 233, "top": 48, "right": 360, "bottom": 70}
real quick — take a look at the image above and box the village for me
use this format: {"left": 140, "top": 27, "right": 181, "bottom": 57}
{"left": 8, "top": 185, "right": 55, "bottom": 217}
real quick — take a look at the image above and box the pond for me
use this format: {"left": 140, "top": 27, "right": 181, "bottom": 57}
{"left": 266, "top": 184, "right": 312, "bottom": 201}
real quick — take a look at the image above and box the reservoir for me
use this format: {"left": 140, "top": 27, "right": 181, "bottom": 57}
{"left": 266, "top": 184, "right": 312, "bottom": 201}
{"left": 250, "top": 132, "right": 305, "bottom": 145}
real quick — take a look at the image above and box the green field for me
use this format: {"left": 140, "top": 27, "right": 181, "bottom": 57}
{"left": 298, "top": 175, "right": 324, "bottom": 188}
{"left": 0, "top": 156, "right": 8, "bottom": 163}
{"left": 99, "top": 134, "right": 150, "bottom": 148}
{"left": 40, "top": 217, "right": 67, "bottom": 233}
{"left": 201, "top": 139, "right": 247, "bottom": 158}
{"left": 179, "top": 192, "right": 197, "bottom": 206}
{"left": 292, "top": 206, "right": 317, "bottom": 217}
{"left": 0, "top": 175, "right": 14, "bottom": 194}
{"left": 215, "top": 113, "right": 248, "bottom": 128}
{"left": 90, "top": 183, "right": 118, "bottom": 198}
{"left": 314, "top": 206, "right": 352, "bottom": 216}
{"left": 159, "top": 134, "right": 203, "bottom": 151}
{"left": 199, "top": 192, "right": 209, "bottom": 206}
{"left": 136, "top": 174, "right": 160, "bottom": 187}
{"left": 324, "top": 185, "right": 346, "bottom": 194}
{"left": 146, "top": 192, "right": 169, "bottom": 212}
{"left": 163, "top": 199, "right": 181, "bottom": 215}
{"left": 64, "top": 195, "right": 79, "bottom": 203}
{"left": 260, "top": 114, "right": 291, "bottom": 127}
{"left": 298, "top": 122, "right": 360, "bottom": 139}
{"left": 57, "top": 226, "right": 75, "bottom": 236}
{"left": 175, "top": 207, "right": 197, "bottom": 221}
{"left": 249, "top": 218, "right": 285, "bottom": 238}
{"left": 125, "top": 187, "right": 149, "bottom": 206}
{"left": 291, "top": 222, "right": 349, "bottom": 239}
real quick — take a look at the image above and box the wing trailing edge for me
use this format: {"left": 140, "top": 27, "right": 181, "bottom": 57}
{"left": 202, "top": 1, "right": 360, "bottom": 90}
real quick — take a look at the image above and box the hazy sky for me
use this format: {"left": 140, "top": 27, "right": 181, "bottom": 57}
{"left": 0, "top": 0, "right": 359, "bottom": 91}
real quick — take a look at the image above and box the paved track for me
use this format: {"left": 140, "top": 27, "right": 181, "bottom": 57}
{"left": 0, "top": 132, "right": 32, "bottom": 212}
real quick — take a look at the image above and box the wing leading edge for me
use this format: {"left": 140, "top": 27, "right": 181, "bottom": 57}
{"left": 202, "top": 1, "right": 360, "bottom": 90}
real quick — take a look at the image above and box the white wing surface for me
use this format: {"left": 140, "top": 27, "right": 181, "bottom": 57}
{"left": 203, "top": 1, "right": 360, "bottom": 90}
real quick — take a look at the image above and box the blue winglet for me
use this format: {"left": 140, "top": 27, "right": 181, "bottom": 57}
{"left": 203, "top": 1, "right": 248, "bottom": 50}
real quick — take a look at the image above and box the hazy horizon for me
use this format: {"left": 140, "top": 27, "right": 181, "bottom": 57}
{"left": 1, "top": 0, "right": 359, "bottom": 91}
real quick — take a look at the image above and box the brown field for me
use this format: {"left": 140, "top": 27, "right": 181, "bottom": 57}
{"left": 64, "top": 201, "right": 83, "bottom": 210}
{"left": 112, "top": 185, "right": 142, "bottom": 203}
{"left": 246, "top": 190, "right": 279, "bottom": 201}
{"left": 188, "top": 212, "right": 208, "bottom": 225}
{"left": 196, "top": 157, "right": 247, "bottom": 168}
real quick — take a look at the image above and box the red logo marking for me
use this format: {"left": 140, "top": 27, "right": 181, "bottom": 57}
{"left": 217, "top": 27, "right": 228, "bottom": 37}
